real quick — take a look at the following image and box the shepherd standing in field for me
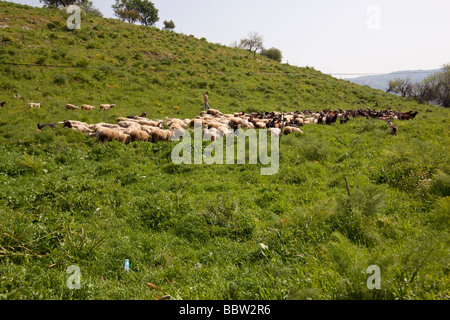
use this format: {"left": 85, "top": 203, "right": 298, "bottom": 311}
{"left": 204, "top": 92, "right": 210, "bottom": 110}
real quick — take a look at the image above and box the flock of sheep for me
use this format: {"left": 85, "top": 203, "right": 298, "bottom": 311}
{"left": 65, "top": 103, "right": 117, "bottom": 111}
{"left": 59, "top": 108, "right": 297, "bottom": 145}
{"left": 27, "top": 102, "right": 117, "bottom": 111}
{"left": 38, "top": 106, "right": 417, "bottom": 144}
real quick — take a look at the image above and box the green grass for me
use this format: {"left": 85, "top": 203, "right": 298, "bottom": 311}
{"left": 0, "top": 2, "right": 449, "bottom": 300}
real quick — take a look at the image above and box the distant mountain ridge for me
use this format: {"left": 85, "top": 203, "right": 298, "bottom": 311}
{"left": 346, "top": 69, "right": 441, "bottom": 91}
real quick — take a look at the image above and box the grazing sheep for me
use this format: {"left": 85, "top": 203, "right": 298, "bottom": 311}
{"left": 283, "top": 126, "right": 304, "bottom": 135}
{"left": 190, "top": 119, "right": 204, "bottom": 128}
{"left": 208, "top": 127, "right": 223, "bottom": 138}
{"left": 140, "top": 125, "right": 158, "bottom": 135}
{"left": 229, "top": 117, "right": 244, "bottom": 126}
{"left": 81, "top": 104, "right": 95, "bottom": 110}
{"left": 216, "top": 126, "right": 233, "bottom": 137}
{"left": 207, "top": 108, "right": 222, "bottom": 117}
{"left": 118, "top": 121, "right": 141, "bottom": 129}
{"left": 202, "top": 128, "right": 217, "bottom": 142}
{"left": 151, "top": 128, "right": 172, "bottom": 143}
{"left": 171, "top": 127, "right": 186, "bottom": 141}
{"left": 140, "top": 112, "right": 147, "bottom": 117}
{"left": 268, "top": 128, "right": 282, "bottom": 136}
{"left": 120, "top": 127, "right": 150, "bottom": 142}
{"left": 66, "top": 104, "right": 79, "bottom": 110}
{"left": 205, "top": 121, "right": 223, "bottom": 129}
{"left": 93, "top": 123, "right": 120, "bottom": 130}
{"left": 28, "top": 102, "right": 42, "bottom": 109}
{"left": 70, "top": 123, "right": 93, "bottom": 133}
{"left": 169, "top": 122, "right": 184, "bottom": 131}
{"left": 117, "top": 117, "right": 136, "bottom": 123}
{"left": 63, "top": 120, "right": 88, "bottom": 128}
{"left": 99, "top": 104, "right": 116, "bottom": 111}
{"left": 138, "top": 120, "right": 163, "bottom": 128}
{"left": 168, "top": 118, "right": 185, "bottom": 128}
{"left": 254, "top": 122, "right": 267, "bottom": 129}
{"left": 238, "top": 121, "right": 254, "bottom": 129}
{"left": 0, "top": 101, "right": 5, "bottom": 108}
{"left": 293, "top": 118, "right": 304, "bottom": 125}
{"left": 96, "top": 128, "right": 131, "bottom": 144}
{"left": 218, "top": 118, "right": 230, "bottom": 126}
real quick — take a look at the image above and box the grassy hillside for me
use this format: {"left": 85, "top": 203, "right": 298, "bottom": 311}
{"left": 0, "top": 2, "right": 449, "bottom": 300}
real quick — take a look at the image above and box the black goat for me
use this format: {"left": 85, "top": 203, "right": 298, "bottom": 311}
{"left": 37, "top": 123, "right": 57, "bottom": 130}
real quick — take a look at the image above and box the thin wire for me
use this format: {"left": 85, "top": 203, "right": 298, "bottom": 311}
{"left": 0, "top": 62, "right": 438, "bottom": 77}
{"left": 329, "top": 71, "right": 436, "bottom": 76}
{"left": 0, "top": 62, "right": 317, "bottom": 76}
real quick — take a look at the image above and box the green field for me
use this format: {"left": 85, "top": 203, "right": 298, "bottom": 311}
{"left": 0, "top": 2, "right": 449, "bottom": 300}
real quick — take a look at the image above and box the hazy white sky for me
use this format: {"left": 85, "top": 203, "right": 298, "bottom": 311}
{"left": 6, "top": 0, "right": 450, "bottom": 76}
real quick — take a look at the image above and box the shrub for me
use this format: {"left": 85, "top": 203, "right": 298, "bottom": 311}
{"left": 261, "top": 47, "right": 283, "bottom": 63}
{"left": 54, "top": 73, "right": 67, "bottom": 85}
{"left": 35, "top": 56, "right": 47, "bottom": 65}
{"left": 75, "top": 59, "right": 89, "bottom": 67}
{"left": 424, "top": 196, "right": 450, "bottom": 230}
{"left": 429, "top": 169, "right": 450, "bottom": 197}
{"left": 46, "top": 20, "right": 64, "bottom": 30}
{"left": 2, "top": 35, "right": 14, "bottom": 45}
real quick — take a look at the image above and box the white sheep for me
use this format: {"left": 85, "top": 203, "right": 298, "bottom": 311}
{"left": 28, "top": 102, "right": 42, "bottom": 109}
{"left": 64, "top": 120, "right": 92, "bottom": 133}
{"left": 94, "top": 123, "right": 121, "bottom": 130}
{"left": 94, "top": 128, "right": 131, "bottom": 144}
{"left": 138, "top": 120, "right": 163, "bottom": 128}
{"left": 254, "top": 122, "right": 266, "bottom": 129}
{"left": 99, "top": 104, "right": 116, "bottom": 111}
{"left": 207, "top": 108, "right": 223, "bottom": 117}
{"left": 118, "top": 121, "right": 141, "bottom": 129}
{"left": 140, "top": 125, "right": 158, "bottom": 135}
{"left": 268, "top": 128, "right": 282, "bottom": 136}
{"left": 202, "top": 128, "right": 217, "bottom": 142}
{"left": 66, "top": 104, "right": 79, "bottom": 110}
{"left": 283, "top": 126, "right": 304, "bottom": 135}
{"left": 151, "top": 128, "right": 172, "bottom": 143}
{"left": 119, "top": 127, "right": 149, "bottom": 142}
{"left": 81, "top": 104, "right": 95, "bottom": 110}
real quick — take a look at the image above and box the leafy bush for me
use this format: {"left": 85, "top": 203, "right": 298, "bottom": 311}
{"left": 2, "top": 35, "right": 14, "bottom": 45}
{"left": 53, "top": 73, "right": 67, "bottom": 85}
{"left": 261, "top": 47, "right": 283, "bottom": 63}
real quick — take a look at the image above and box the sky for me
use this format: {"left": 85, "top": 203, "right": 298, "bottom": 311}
{"left": 6, "top": 0, "right": 450, "bottom": 77}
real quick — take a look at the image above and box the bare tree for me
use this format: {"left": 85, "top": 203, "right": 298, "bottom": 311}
{"left": 239, "top": 32, "right": 264, "bottom": 56}
{"left": 410, "top": 79, "right": 435, "bottom": 104}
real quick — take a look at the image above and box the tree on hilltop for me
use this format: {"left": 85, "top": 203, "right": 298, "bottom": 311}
{"left": 40, "top": 0, "right": 102, "bottom": 17}
{"left": 112, "top": 0, "right": 159, "bottom": 26}
{"left": 239, "top": 32, "right": 264, "bottom": 56}
{"left": 114, "top": 8, "right": 142, "bottom": 24}
{"left": 40, "top": 0, "right": 76, "bottom": 6}
{"left": 163, "top": 20, "right": 175, "bottom": 31}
